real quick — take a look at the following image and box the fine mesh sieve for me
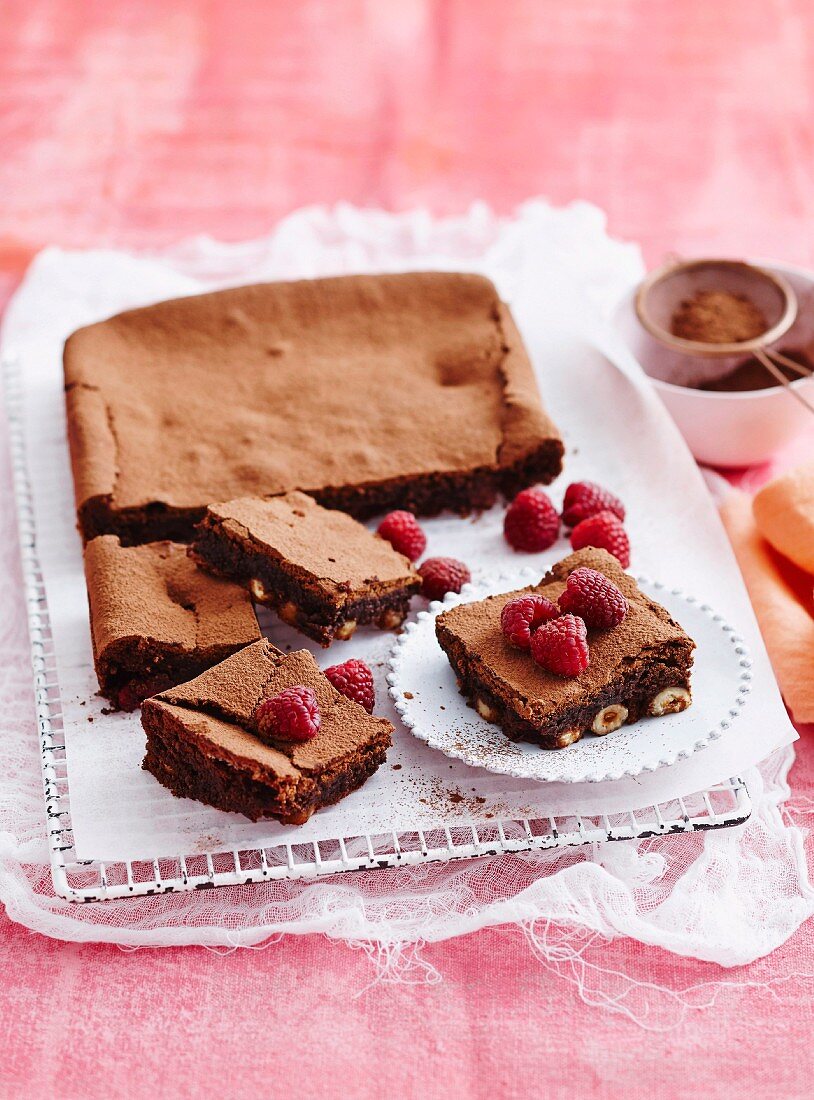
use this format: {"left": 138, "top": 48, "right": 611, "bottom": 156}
{"left": 635, "top": 258, "right": 814, "bottom": 416}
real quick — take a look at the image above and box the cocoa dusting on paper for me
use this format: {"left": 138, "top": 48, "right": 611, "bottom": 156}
{"left": 418, "top": 776, "right": 509, "bottom": 819}
{"left": 389, "top": 762, "right": 521, "bottom": 823}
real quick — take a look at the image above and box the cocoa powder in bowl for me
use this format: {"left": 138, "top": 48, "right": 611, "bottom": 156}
{"left": 670, "top": 289, "right": 767, "bottom": 345}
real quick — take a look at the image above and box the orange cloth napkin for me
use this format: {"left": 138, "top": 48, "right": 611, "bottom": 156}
{"left": 753, "top": 461, "right": 814, "bottom": 575}
{"left": 720, "top": 489, "right": 814, "bottom": 725}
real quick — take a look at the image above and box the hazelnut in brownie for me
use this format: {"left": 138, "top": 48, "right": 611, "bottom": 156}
{"left": 63, "top": 272, "right": 563, "bottom": 543}
{"left": 189, "top": 492, "right": 422, "bottom": 646}
{"left": 141, "top": 640, "right": 393, "bottom": 824}
{"left": 84, "top": 535, "right": 260, "bottom": 711}
{"left": 435, "top": 548, "right": 695, "bottom": 749}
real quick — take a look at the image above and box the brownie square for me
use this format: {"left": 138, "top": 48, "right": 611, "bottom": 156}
{"left": 84, "top": 535, "right": 261, "bottom": 710}
{"left": 141, "top": 640, "right": 393, "bottom": 823}
{"left": 435, "top": 548, "right": 695, "bottom": 749}
{"left": 189, "top": 491, "right": 421, "bottom": 646}
{"left": 64, "top": 272, "right": 563, "bottom": 543}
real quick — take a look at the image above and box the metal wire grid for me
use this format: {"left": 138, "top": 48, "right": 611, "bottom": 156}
{"left": 2, "top": 354, "right": 753, "bottom": 904}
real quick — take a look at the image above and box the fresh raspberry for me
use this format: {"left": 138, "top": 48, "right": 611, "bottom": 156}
{"left": 570, "top": 510, "right": 631, "bottom": 568}
{"left": 530, "top": 614, "right": 590, "bottom": 677}
{"left": 500, "top": 594, "right": 560, "bottom": 649}
{"left": 324, "top": 659, "right": 375, "bottom": 713}
{"left": 376, "top": 511, "right": 426, "bottom": 561}
{"left": 562, "top": 481, "right": 625, "bottom": 528}
{"left": 253, "top": 686, "right": 321, "bottom": 742}
{"left": 418, "top": 557, "right": 471, "bottom": 601}
{"left": 558, "top": 566, "right": 629, "bottom": 630}
{"left": 503, "top": 488, "right": 560, "bottom": 552}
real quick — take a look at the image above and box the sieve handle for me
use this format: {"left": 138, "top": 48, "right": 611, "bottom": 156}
{"left": 754, "top": 348, "right": 814, "bottom": 417}
{"left": 764, "top": 347, "right": 814, "bottom": 379}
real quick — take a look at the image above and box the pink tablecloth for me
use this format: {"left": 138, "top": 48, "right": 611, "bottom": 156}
{"left": 2, "top": 3, "right": 814, "bottom": 1095}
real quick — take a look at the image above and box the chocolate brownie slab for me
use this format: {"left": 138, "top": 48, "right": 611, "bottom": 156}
{"left": 141, "top": 640, "right": 393, "bottom": 823}
{"left": 64, "top": 272, "right": 563, "bottom": 543}
{"left": 84, "top": 535, "right": 260, "bottom": 710}
{"left": 190, "top": 492, "right": 421, "bottom": 646}
{"left": 435, "top": 548, "right": 695, "bottom": 749}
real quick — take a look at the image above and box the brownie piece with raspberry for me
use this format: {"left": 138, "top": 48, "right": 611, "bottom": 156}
{"left": 435, "top": 548, "right": 695, "bottom": 749}
{"left": 141, "top": 640, "right": 393, "bottom": 824}
{"left": 189, "top": 492, "right": 422, "bottom": 646}
{"left": 64, "top": 272, "right": 563, "bottom": 544}
{"left": 84, "top": 536, "right": 261, "bottom": 711}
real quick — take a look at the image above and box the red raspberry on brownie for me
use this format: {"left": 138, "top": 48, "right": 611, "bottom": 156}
{"left": 419, "top": 557, "right": 471, "bottom": 601}
{"left": 500, "top": 594, "right": 560, "bottom": 649}
{"left": 504, "top": 487, "right": 560, "bottom": 552}
{"left": 558, "top": 566, "right": 628, "bottom": 630}
{"left": 324, "top": 659, "right": 375, "bottom": 713}
{"left": 561, "top": 481, "right": 625, "bottom": 528}
{"left": 376, "top": 510, "right": 426, "bottom": 561}
{"left": 530, "top": 614, "right": 590, "bottom": 678}
{"left": 253, "top": 685, "right": 321, "bottom": 742}
{"left": 570, "top": 510, "right": 630, "bottom": 568}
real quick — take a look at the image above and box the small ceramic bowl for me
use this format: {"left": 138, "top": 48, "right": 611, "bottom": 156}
{"left": 613, "top": 259, "right": 814, "bottom": 467}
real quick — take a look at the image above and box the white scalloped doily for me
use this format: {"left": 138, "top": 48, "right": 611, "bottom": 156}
{"left": 389, "top": 568, "right": 753, "bottom": 783}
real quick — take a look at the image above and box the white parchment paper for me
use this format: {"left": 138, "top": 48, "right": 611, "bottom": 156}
{"left": 1, "top": 201, "right": 795, "bottom": 864}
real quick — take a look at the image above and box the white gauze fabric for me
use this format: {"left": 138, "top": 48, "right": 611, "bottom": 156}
{"left": 0, "top": 201, "right": 811, "bottom": 1018}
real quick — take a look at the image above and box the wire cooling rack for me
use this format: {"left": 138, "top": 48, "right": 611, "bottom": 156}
{"left": 3, "top": 355, "right": 753, "bottom": 903}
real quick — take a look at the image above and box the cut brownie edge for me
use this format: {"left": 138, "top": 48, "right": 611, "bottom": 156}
{"left": 84, "top": 535, "right": 261, "bottom": 710}
{"left": 75, "top": 440, "right": 564, "bottom": 544}
{"left": 190, "top": 521, "right": 419, "bottom": 647}
{"left": 142, "top": 701, "right": 391, "bottom": 824}
{"left": 314, "top": 439, "right": 565, "bottom": 520}
{"left": 97, "top": 640, "right": 254, "bottom": 712}
{"left": 78, "top": 498, "right": 206, "bottom": 545}
{"left": 442, "top": 631, "right": 693, "bottom": 749}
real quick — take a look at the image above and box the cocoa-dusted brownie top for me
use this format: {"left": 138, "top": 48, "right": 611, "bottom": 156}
{"left": 64, "top": 272, "right": 562, "bottom": 540}
{"left": 196, "top": 492, "right": 419, "bottom": 600}
{"left": 436, "top": 548, "right": 694, "bottom": 723}
{"left": 84, "top": 535, "right": 261, "bottom": 661}
{"left": 143, "top": 639, "right": 393, "bottom": 777}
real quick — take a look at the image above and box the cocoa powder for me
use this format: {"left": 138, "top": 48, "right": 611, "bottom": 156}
{"left": 670, "top": 289, "right": 767, "bottom": 344}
